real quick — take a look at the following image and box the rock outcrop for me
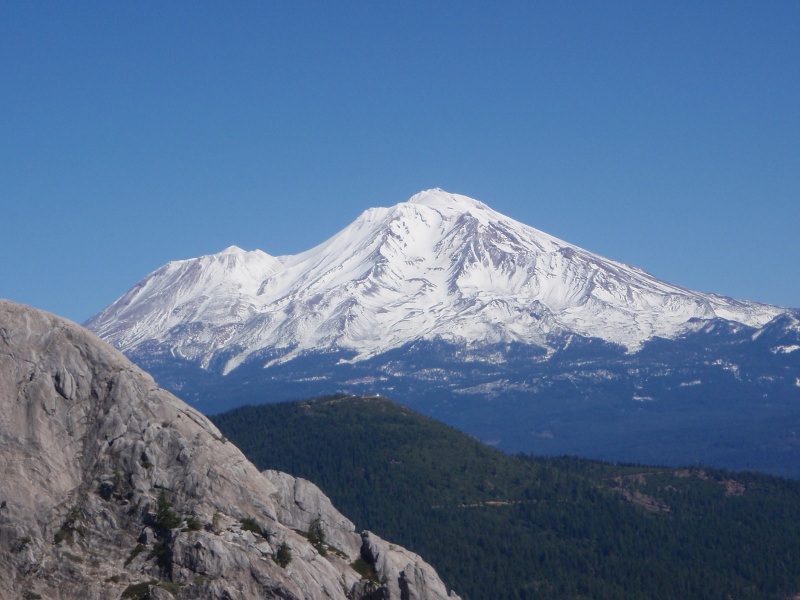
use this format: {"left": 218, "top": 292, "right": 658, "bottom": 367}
{"left": 0, "top": 299, "right": 460, "bottom": 600}
{"left": 361, "top": 531, "right": 456, "bottom": 600}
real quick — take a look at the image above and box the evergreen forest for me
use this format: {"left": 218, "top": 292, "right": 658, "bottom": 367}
{"left": 212, "top": 395, "right": 800, "bottom": 600}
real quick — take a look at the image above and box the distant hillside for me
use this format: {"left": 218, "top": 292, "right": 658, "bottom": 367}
{"left": 212, "top": 395, "right": 800, "bottom": 600}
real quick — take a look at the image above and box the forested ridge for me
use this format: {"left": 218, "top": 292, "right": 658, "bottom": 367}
{"left": 212, "top": 395, "right": 800, "bottom": 600}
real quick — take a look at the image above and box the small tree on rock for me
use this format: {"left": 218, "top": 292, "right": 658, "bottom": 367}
{"left": 154, "top": 490, "right": 181, "bottom": 535}
{"left": 308, "top": 517, "right": 327, "bottom": 555}
{"left": 274, "top": 542, "right": 292, "bottom": 568}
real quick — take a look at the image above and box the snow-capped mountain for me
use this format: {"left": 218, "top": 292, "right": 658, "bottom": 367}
{"left": 85, "top": 189, "right": 800, "bottom": 477}
{"left": 86, "top": 189, "right": 785, "bottom": 375}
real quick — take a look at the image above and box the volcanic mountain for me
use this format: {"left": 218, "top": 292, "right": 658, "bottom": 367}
{"left": 85, "top": 189, "right": 800, "bottom": 476}
{"left": 85, "top": 189, "right": 784, "bottom": 373}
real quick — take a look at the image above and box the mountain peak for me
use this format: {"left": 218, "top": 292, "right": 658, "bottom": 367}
{"left": 406, "top": 188, "right": 490, "bottom": 212}
{"left": 211, "top": 245, "right": 277, "bottom": 262}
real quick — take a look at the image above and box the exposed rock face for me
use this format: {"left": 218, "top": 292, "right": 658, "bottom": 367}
{"left": 0, "top": 300, "right": 460, "bottom": 600}
{"left": 262, "top": 470, "right": 362, "bottom": 560}
{"left": 361, "top": 531, "right": 455, "bottom": 600}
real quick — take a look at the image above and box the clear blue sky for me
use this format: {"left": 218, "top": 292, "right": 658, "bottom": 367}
{"left": 2, "top": 1, "right": 798, "bottom": 323}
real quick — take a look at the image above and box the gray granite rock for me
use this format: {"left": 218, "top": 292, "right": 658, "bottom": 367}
{"left": 0, "top": 299, "right": 460, "bottom": 600}
{"left": 361, "top": 531, "right": 462, "bottom": 600}
{"left": 262, "top": 469, "right": 362, "bottom": 559}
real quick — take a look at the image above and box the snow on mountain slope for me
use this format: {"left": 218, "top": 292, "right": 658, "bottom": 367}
{"left": 85, "top": 189, "right": 786, "bottom": 374}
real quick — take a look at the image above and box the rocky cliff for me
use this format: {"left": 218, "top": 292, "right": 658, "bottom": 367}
{"left": 0, "top": 299, "right": 460, "bottom": 600}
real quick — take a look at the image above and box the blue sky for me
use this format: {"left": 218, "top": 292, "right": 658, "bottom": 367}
{"left": 2, "top": 1, "right": 798, "bottom": 323}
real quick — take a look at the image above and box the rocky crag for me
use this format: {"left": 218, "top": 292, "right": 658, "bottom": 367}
{"left": 0, "top": 299, "right": 460, "bottom": 600}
